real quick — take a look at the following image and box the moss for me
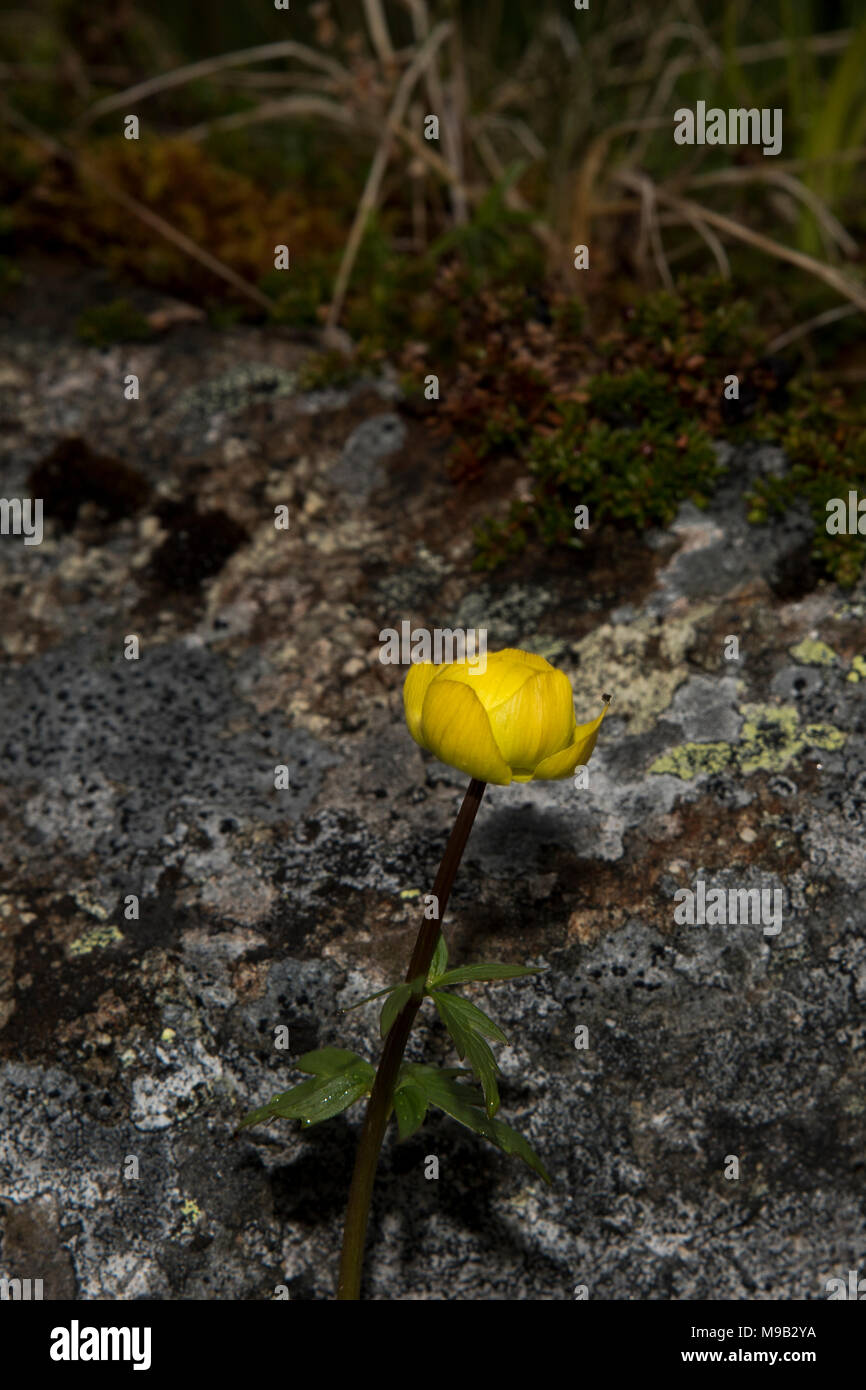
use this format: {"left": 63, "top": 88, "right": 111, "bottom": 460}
{"left": 0, "top": 255, "right": 23, "bottom": 296}
{"left": 76, "top": 298, "right": 154, "bottom": 346}
{"left": 472, "top": 278, "right": 865, "bottom": 588}
{"left": 744, "top": 381, "right": 866, "bottom": 587}
{"left": 21, "top": 137, "right": 350, "bottom": 312}
{"left": 475, "top": 372, "right": 720, "bottom": 567}
{"left": 297, "top": 348, "right": 373, "bottom": 393}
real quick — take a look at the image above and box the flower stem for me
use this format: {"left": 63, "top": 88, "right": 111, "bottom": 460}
{"left": 337, "top": 776, "right": 487, "bottom": 1300}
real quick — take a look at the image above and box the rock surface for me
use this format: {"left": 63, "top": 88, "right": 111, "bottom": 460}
{"left": 1, "top": 268, "right": 864, "bottom": 1300}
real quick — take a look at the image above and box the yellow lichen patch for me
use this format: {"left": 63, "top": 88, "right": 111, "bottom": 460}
{"left": 571, "top": 607, "right": 713, "bottom": 733}
{"left": 67, "top": 924, "right": 124, "bottom": 957}
{"left": 180, "top": 1199, "right": 203, "bottom": 1234}
{"left": 789, "top": 638, "right": 837, "bottom": 666}
{"left": 648, "top": 742, "right": 735, "bottom": 779}
{"left": 846, "top": 655, "right": 866, "bottom": 683}
{"left": 650, "top": 702, "right": 847, "bottom": 780}
{"left": 73, "top": 890, "right": 109, "bottom": 920}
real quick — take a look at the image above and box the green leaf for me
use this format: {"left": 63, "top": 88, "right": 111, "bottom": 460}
{"left": 380, "top": 981, "right": 412, "bottom": 1038}
{"left": 431, "top": 990, "right": 508, "bottom": 1047}
{"left": 238, "top": 1069, "right": 372, "bottom": 1132}
{"left": 393, "top": 1080, "right": 428, "bottom": 1140}
{"left": 296, "top": 1048, "right": 374, "bottom": 1079}
{"left": 430, "top": 994, "right": 503, "bottom": 1118}
{"left": 294, "top": 1073, "right": 373, "bottom": 1127}
{"left": 238, "top": 1053, "right": 375, "bottom": 1131}
{"left": 427, "top": 931, "right": 449, "bottom": 986}
{"left": 402, "top": 1063, "right": 485, "bottom": 1110}
{"left": 462, "top": 1029, "right": 500, "bottom": 1119}
{"left": 435, "top": 962, "right": 543, "bottom": 986}
{"left": 343, "top": 982, "right": 402, "bottom": 1012}
{"left": 405, "top": 1066, "right": 552, "bottom": 1183}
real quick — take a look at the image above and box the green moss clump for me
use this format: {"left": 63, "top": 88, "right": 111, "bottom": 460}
{"left": 76, "top": 298, "right": 154, "bottom": 346}
{"left": 745, "top": 383, "right": 866, "bottom": 588}
{"left": 474, "top": 367, "right": 720, "bottom": 568}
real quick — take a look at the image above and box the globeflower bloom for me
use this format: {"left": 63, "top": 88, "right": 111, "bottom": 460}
{"left": 403, "top": 647, "right": 609, "bottom": 785}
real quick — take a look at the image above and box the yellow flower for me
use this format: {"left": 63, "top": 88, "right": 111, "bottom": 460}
{"left": 403, "top": 647, "right": 609, "bottom": 785}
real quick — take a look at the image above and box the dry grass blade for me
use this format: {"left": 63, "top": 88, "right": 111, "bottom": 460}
{"left": 325, "top": 21, "right": 454, "bottom": 331}
{"left": 767, "top": 304, "right": 859, "bottom": 354}
{"left": 75, "top": 41, "right": 351, "bottom": 129}
{"left": 683, "top": 164, "right": 861, "bottom": 258}
{"left": 480, "top": 113, "right": 545, "bottom": 162}
{"left": 629, "top": 170, "right": 674, "bottom": 288}
{"left": 393, "top": 122, "right": 461, "bottom": 185}
{"left": 397, "top": 0, "right": 467, "bottom": 226}
{"left": 688, "top": 147, "right": 866, "bottom": 183}
{"left": 571, "top": 118, "right": 670, "bottom": 251}
{"left": 682, "top": 167, "right": 858, "bottom": 259}
{"left": 470, "top": 126, "right": 558, "bottom": 256}
{"left": 615, "top": 171, "right": 866, "bottom": 312}
{"left": 444, "top": 24, "right": 469, "bottom": 225}
{"left": 766, "top": 169, "right": 858, "bottom": 259}
{"left": 363, "top": 0, "right": 396, "bottom": 67}
{"left": 182, "top": 95, "right": 355, "bottom": 143}
{"left": 670, "top": 202, "right": 730, "bottom": 277}
{"left": 606, "top": 27, "right": 851, "bottom": 85}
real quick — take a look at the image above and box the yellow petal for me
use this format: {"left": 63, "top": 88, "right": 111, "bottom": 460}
{"left": 489, "top": 648, "right": 554, "bottom": 673}
{"left": 486, "top": 668, "right": 577, "bottom": 770}
{"left": 436, "top": 649, "right": 543, "bottom": 711}
{"left": 403, "top": 662, "right": 439, "bottom": 747}
{"left": 419, "top": 679, "right": 513, "bottom": 785}
{"left": 531, "top": 704, "right": 609, "bottom": 780}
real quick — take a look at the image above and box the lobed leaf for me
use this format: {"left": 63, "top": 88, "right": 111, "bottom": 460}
{"left": 462, "top": 1029, "right": 501, "bottom": 1119}
{"left": 435, "top": 962, "right": 543, "bottom": 986}
{"left": 431, "top": 989, "right": 508, "bottom": 1046}
{"left": 427, "top": 932, "right": 449, "bottom": 986}
{"left": 238, "top": 1054, "right": 375, "bottom": 1131}
{"left": 296, "top": 1048, "right": 375, "bottom": 1080}
{"left": 380, "top": 981, "right": 413, "bottom": 1038}
{"left": 404, "top": 1065, "right": 552, "bottom": 1183}
{"left": 393, "top": 1080, "right": 429, "bottom": 1140}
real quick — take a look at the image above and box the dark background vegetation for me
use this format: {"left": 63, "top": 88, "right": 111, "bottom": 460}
{"left": 1, "top": 0, "right": 864, "bottom": 580}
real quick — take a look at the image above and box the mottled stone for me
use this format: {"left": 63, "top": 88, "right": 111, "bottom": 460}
{"left": 1, "top": 279, "right": 864, "bottom": 1302}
